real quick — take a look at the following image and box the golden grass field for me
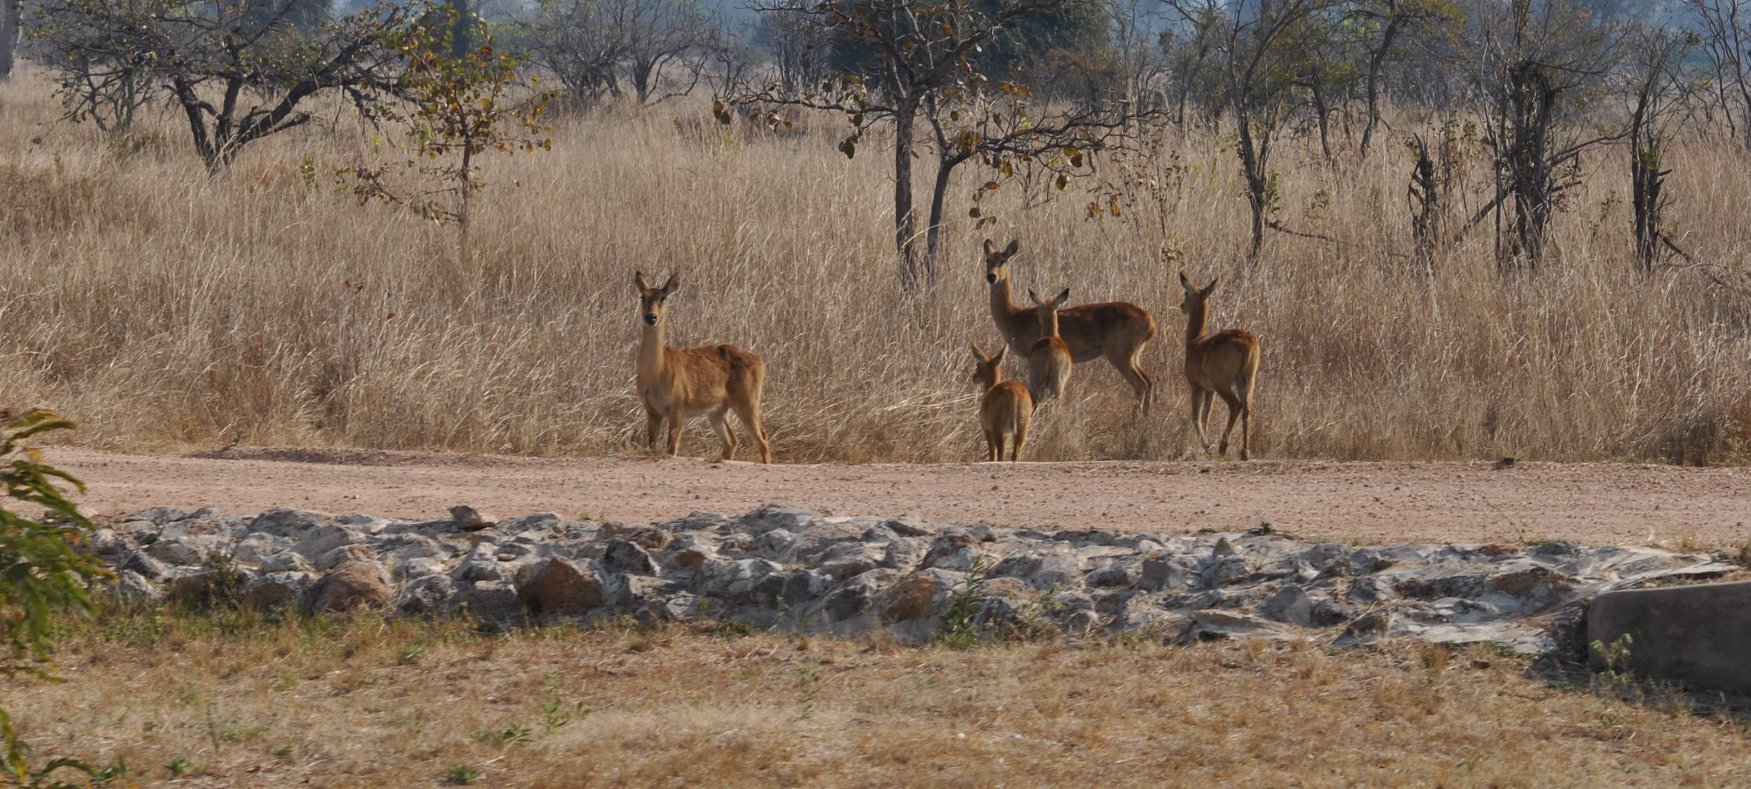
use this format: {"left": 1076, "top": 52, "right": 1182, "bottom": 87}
{"left": 3, "top": 610, "right": 1748, "bottom": 786}
{"left": 3, "top": 70, "right": 1749, "bottom": 465}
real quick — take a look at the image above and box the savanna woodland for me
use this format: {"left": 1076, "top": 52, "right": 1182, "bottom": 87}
{"left": 2, "top": 0, "right": 1750, "bottom": 465}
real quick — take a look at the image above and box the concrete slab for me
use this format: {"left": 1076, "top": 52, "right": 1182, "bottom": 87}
{"left": 1587, "top": 580, "right": 1751, "bottom": 694}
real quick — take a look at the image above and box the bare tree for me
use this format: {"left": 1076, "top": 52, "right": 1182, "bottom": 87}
{"left": 621, "top": 0, "right": 712, "bottom": 104}
{"left": 34, "top": 0, "right": 416, "bottom": 171}
{"left": 523, "top": 0, "right": 717, "bottom": 108}
{"left": 1350, "top": 0, "right": 1461, "bottom": 157}
{"left": 1456, "top": 0, "right": 1622, "bottom": 270}
{"left": 1165, "top": 0, "right": 1340, "bottom": 263}
{"left": 525, "top": 0, "right": 634, "bottom": 107}
{"left": 1108, "top": 0, "right": 1170, "bottom": 116}
{"left": 1157, "top": 3, "right": 1222, "bottom": 125}
{"left": 750, "top": 0, "right": 826, "bottom": 99}
{"left": 735, "top": 0, "right": 1148, "bottom": 292}
{"left": 1684, "top": 0, "right": 1751, "bottom": 149}
{"left": 1624, "top": 25, "right": 1694, "bottom": 272}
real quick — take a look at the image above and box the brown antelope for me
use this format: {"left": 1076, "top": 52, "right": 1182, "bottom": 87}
{"left": 1178, "top": 272, "right": 1260, "bottom": 460}
{"left": 634, "top": 272, "right": 772, "bottom": 464}
{"left": 983, "top": 239, "right": 1156, "bottom": 413}
{"left": 970, "top": 343, "right": 1033, "bottom": 462}
{"left": 1026, "top": 288, "right": 1073, "bottom": 404}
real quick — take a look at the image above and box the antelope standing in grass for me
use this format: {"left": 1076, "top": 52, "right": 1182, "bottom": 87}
{"left": 983, "top": 239, "right": 1156, "bottom": 413}
{"left": 634, "top": 272, "right": 772, "bottom": 464}
{"left": 1178, "top": 272, "right": 1260, "bottom": 460}
{"left": 1027, "top": 288, "right": 1073, "bottom": 404}
{"left": 969, "top": 343, "right": 1033, "bottom": 462}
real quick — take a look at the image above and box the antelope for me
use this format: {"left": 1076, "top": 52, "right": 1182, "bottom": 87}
{"left": 634, "top": 272, "right": 772, "bottom": 464}
{"left": 983, "top": 239, "right": 1156, "bottom": 413}
{"left": 1027, "top": 288, "right": 1073, "bottom": 404}
{"left": 969, "top": 343, "right": 1033, "bottom": 462}
{"left": 1178, "top": 272, "right": 1260, "bottom": 461}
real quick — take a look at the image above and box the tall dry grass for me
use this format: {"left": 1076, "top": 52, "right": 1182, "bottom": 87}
{"left": 2, "top": 69, "right": 1748, "bottom": 464}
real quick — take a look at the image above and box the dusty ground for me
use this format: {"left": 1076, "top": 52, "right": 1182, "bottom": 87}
{"left": 50, "top": 446, "right": 1751, "bottom": 547}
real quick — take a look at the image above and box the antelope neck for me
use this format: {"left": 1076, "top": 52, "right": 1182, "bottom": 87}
{"left": 990, "top": 276, "right": 1024, "bottom": 333}
{"left": 1184, "top": 301, "right": 1209, "bottom": 345}
{"left": 639, "top": 319, "right": 668, "bottom": 375}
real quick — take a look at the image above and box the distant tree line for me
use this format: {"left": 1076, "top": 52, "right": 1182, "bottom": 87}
{"left": 11, "top": 0, "right": 1751, "bottom": 286}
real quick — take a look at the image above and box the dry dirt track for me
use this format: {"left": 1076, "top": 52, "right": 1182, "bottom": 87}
{"left": 47, "top": 446, "right": 1751, "bottom": 548}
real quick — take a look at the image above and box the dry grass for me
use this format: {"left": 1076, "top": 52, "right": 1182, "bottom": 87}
{"left": 2, "top": 70, "right": 1749, "bottom": 464}
{"left": 8, "top": 610, "right": 1750, "bottom": 786}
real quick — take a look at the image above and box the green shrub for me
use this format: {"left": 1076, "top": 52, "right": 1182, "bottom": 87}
{"left": 0, "top": 409, "right": 110, "bottom": 784}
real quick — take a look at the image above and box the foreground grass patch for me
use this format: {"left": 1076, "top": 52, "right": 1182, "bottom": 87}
{"left": 10, "top": 610, "right": 1751, "bottom": 785}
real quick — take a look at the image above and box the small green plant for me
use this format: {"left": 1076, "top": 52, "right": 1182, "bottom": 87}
{"left": 937, "top": 556, "right": 989, "bottom": 649}
{"left": 398, "top": 642, "right": 427, "bottom": 665}
{"left": 538, "top": 672, "right": 578, "bottom": 734}
{"left": 794, "top": 660, "right": 823, "bottom": 720}
{"left": 471, "top": 724, "right": 531, "bottom": 746}
{"left": 165, "top": 756, "right": 190, "bottom": 776}
{"left": 272, "top": 745, "right": 294, "bottom": 760}
{"left": 708, "top": 619, "right": 754, "bottom": 639}
{"left": 1591, "top": 633, "right": 1637, "bottom": 694}
{"left": 444, "top": 765, "right": 480, "bottom": 785}
{"left": 89, "top": 757, "right": 128, "bottom": 783}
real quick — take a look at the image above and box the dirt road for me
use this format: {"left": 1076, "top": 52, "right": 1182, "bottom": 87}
{"left": 47, "top": 446, "right": 1751, "bottom": 547}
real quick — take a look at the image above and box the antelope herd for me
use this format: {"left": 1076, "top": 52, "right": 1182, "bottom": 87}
{"left": 633, "top": 238, "right": 1261, "bottom": 465}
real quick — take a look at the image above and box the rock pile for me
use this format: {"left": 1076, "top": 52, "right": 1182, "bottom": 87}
{"left": 92, "top": 504, "right": 1738, "bottom": 654}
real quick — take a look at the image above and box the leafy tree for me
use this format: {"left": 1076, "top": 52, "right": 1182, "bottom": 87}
{"left": 32, "top": 0, "right": 418, "bottom": 171}
{"left": 0, "top": 409, "right": 109, "bottom": 785}
{"left": 735, "top": 0, "right": 1149, "bottom": 292}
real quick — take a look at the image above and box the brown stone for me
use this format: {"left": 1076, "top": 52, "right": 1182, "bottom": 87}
{"left": 517, "top": 558, "right": 605, "bottom": 616}
{"left": 880, "top": 572, "right": 938, "bottom": 624}
{"left": 311, "top": 561, "right": 392, "bottom": 613}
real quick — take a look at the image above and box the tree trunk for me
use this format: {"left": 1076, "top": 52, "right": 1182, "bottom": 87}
{"left": 893, "top": 101, "right": 922, "bottom": 292}
{"left": 1, "top": 0, "right": 20, "bottom": 82}
{"left": 1359, "top": 16, "right": 1401, "bottom": 158}
{"left": 449, "top": 0, "right": 472, "bottom": 58}
{"left": 1237, "top": 116, "right": 1267, "bottom": 264}
{"left": 632, "top": 58, "right": 655, "bottom": 104}
{"left": 923, "top": 153, "right": 956, "bottom": 287}
{"left": 1309, "top": 78, "right": 1333, "bottom": 164}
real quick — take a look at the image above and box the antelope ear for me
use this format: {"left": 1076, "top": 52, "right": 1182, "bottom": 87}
{"left": 1028, "top": 289, "right": 1043, "bottom": 307}
{"left": 1202, "top": 277, "right": 1220, "bottom": 296}
{"left": 635, "top": 271, "right": 651, "bottom": 291}
{"left": 661, "top": 273, "right": 680, "bottom": 295}
{"left": 1178, "top": 271, "right": 1192, "bottom": 290}
{"left": 992, "top": 346, "right": 1006, "bottom": 363}
{"left": 1054, "top": 288, "right": 1071, "bottom": 307}
{"left": 1004, "top": 239, "right": 1019, "bottom": 256}
{"left": 982, "top": 239, "right": 996, "bottom": 257}
{"left": 969, "top": 342, "right": 987, "bottom": 361}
